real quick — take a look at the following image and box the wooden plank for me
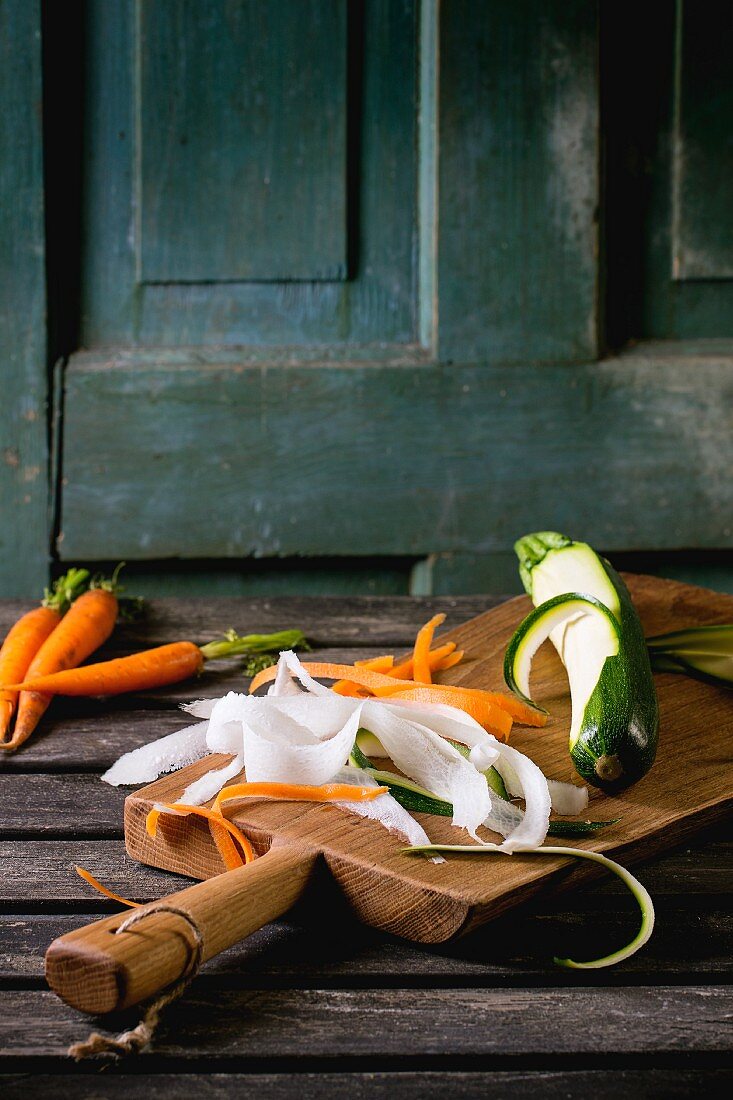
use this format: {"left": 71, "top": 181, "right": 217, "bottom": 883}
{"left": 0, "top": 0, "right": 48, "bottom": 596}
{"left": 437, "top": 0, "right": 598, "bottom": 362}
{"left": 672, "top": 0, "right": 733, "bottom": 279}
{"left": 1, "top": 985, "right": 731, "bottom": 1062}
{"left": 1, "top": 596, "right": 501, "bottom": 650}
{"left": 3, "top": 833, "right": 731, "bottom": 906}
{"left": 0, "top": 708, "right": 192, "bottom": 771}
{"left": 59, "top": 352, "right": 733, "bottom": 560}
{"left": 80, "top": 0, "right": 417, "bottom": 345}
{"left": 2, "top": 1071, "right": 731, "bottom": 1100}
{"left": 0, "top": 776, "right": 126, "bottom": 837}
{"left": 0, "top": 841, "right": 188, "bottom": 905}
{"left": 4, "top": 893, "right": 731, "bottom": 984}
{"left": 138, "top": 0, "right": 346, "bottom": 282}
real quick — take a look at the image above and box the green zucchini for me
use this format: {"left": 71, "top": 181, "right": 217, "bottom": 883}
{"left": 350, "top": 732, "right": 618, "bottom": 837}
{"left": 509, "top": 531, "right": 659, "bottom": 791}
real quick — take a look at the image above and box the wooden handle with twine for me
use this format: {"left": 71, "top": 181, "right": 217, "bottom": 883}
{"left": 45, "top": 842, "right": 315, "bottom": 1060}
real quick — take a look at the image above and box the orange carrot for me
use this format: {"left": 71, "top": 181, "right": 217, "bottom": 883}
{"left": 212, "top": 781, "right": 388, "bottom": 811}
{"left": 412, "top": 613, "right": 446, "bottom": 684}
{"left": 4, "top": 628, "right": 307, "bottom": 698}
{"left": 7, "top": 641, "right": 204, "bottom": 696}
{"left": 75, "top": 865, "right": 140, "bottom": 908}
{"left": 0, "top": 569, "right": 90, "bottom": 749}
{"left": 1, "top": 610, "right": 60, "bottom": 740}
{"left": 6, "top": 568, "right": 122, "bottom": 750}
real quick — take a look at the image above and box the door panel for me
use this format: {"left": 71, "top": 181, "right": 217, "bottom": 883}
{"left": 672, "top": 0, "right": 733, "bottom": 280}
{"left": 80, "top": 0, "right": 418, "bottom": 347}
{"left": 139, "top": 0, "right": 347, "bottom": 283}
{"left": 438, "top": 0, "right": 599, "bottom": 363}
{"left": 604, "top": 0, "right": 733, "bottom": 342}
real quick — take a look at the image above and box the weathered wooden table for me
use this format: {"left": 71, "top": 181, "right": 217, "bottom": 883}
{"left": 1, "top": 596, "right": 731, "bottom": 1097}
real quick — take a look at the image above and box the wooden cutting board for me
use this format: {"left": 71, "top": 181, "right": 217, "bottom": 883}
{"left": 125, "top": 574, "right": 733, "bottom": 944}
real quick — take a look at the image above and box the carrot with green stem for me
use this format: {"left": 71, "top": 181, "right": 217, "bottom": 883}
{"left": 4, "top": 629, "right": 308, "bottom": 698}
{"left": 3, "top": 565, "right": 124, "bottom": 751}
{"left": 0, "top": 568, "right": 90, "bottom": 745}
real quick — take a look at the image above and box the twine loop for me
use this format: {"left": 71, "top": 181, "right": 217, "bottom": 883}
{"left": 68, "top": 904, "right": 204, "bottom": 1061}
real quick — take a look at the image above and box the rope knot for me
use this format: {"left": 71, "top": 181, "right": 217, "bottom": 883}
{"left": 68, "top": 904, "right": 204, "bottom": 1061}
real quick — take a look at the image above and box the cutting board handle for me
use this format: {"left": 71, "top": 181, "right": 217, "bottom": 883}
{"left": 45, "top": 842, "right": 315, "bottom": 1014}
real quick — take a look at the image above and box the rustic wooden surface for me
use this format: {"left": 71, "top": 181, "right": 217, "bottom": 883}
{"left": 1, "top": 591, "right": 731, "bottom": 1096}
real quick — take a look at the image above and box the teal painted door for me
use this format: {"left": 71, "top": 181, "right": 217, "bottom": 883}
{"left": 0, "top": 0, "right": 48, "bottom": 596}
{"left": 2, "top": 1, "right": 731, "bottom": 596}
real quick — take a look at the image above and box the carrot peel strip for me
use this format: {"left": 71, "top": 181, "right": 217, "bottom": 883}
{"left": 332, "top": 654, "right": 395, "bottom": 695}
{"left": 75, "top": 865, "right": 140, "bottom": 908}
{"left": 146, "top": 803, "right": 255, "bottom": 868}
{"left": 249, "top": 649, "right": 541, "bottom": 737}
{"left": 208, "top": 821, "right": 244, "bottom": 871}
{"left": 355, "top": 655, "right": 394, "bottom": 672}
{"left": 412, "top": 613, "right": 446, "bottom": 684}
{"left": 251, "top": 661, "right": 402, "bottom": 696}
{"left": 212, "top": 781, "right": 388, "bottom": 812}
{"left": 385, "top": 685, "right": 514, "bottom": 740}
{"left": 332, "top": 683, "right": 372, "bottom": 698}
{"left": 435, "top": 650, "right": 464, "bottom": 671}
{"left": 389, "top": 641, "right": 457, "bottom": 681}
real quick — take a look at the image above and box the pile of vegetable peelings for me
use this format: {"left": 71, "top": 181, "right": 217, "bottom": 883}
{"left": 2, "top": 534, "right": 730, "bottom": 968}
